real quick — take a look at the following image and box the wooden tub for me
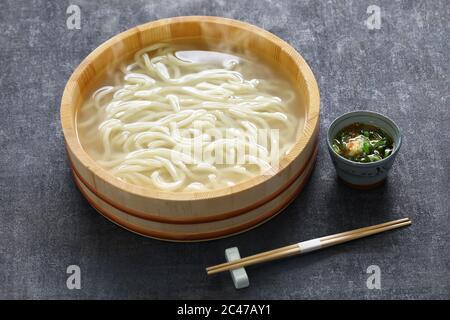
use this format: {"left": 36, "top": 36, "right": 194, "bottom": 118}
{"left": 61, "top": 16, "right": 320, "bottom": 241}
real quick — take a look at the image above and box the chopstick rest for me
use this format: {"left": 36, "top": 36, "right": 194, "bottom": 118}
{"left": 225, "top": 247, "right": 249, "bottom": 289}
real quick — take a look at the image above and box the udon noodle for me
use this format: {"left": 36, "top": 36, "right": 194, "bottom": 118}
{"left": 77, "top": 43, "right": 302, "bottom": 191}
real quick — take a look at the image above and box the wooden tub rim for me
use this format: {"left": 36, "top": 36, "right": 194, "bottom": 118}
{"left": 60, "top": 16, "right": 320, "bottom": 201}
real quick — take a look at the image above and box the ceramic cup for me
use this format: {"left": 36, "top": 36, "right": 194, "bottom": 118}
{"left": 327, "top": 111, "right": 402, "bottom": 189}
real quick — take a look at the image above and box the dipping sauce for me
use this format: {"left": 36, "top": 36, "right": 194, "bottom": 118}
{"left": 332, "top": 123, "right": 394, "bottom": 163}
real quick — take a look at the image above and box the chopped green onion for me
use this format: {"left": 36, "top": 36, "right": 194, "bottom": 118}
{"left": 363, "top": 140, "right": 371, "bottom": 154}
{"left": 332, "top": 144, "right": 340, "bottom": 154}
{"left": 384, "top": 148, "right": 392, "bottom": 157}
{"left": 368, "top": 154, "right": 382, "bottom": 162}
{"left": 374, "top": 139, "right": 386, "bottom": 148}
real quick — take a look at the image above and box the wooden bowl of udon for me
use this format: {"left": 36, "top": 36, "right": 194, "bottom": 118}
{"left": 61, "top": 16, "right": 320, "bottom": 241}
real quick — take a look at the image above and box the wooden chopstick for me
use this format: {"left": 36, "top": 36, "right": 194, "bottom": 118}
{"left": 319, "top": 217, "right": 410, "bottom": 241}
{"left": 206, "top": 217, "right": 409, "bottom": 273}
{"left": 206, "top": 218, "right": 411, "bottom": 275}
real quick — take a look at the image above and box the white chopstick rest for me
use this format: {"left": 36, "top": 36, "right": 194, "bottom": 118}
{"left": 298, "top": 238, "right": 321, "bottom": 253}
{"left": 225, "top": 247, "right": 249, "bottom": 289}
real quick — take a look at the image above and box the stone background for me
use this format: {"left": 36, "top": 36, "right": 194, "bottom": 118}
{"left": 0, "top": 0, "right": 448, "bottom": 299}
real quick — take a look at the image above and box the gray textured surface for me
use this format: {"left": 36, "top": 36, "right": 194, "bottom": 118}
{"left": 0, "top": 0, "right": 449, "bottom": 299}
